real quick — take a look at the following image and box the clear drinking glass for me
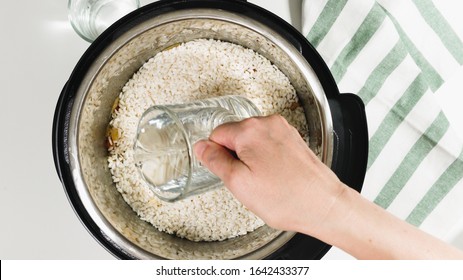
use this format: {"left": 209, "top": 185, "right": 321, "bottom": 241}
{"left": 68, "top": 0, "right": 140, "bottom": 42}
{"left": 133, "top": 95, "right": 261, "bottom": 202}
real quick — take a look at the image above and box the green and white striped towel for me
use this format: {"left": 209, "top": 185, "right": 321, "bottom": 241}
{"left": 302, "top": 0, "right": 463, "bottom": 240}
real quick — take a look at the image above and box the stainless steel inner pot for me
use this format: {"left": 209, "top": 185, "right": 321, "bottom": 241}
{"left": 66, "top": 8, "right": 334, "bottom": 259}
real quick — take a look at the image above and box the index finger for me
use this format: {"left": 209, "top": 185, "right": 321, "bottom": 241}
{"left": 208, "top": 121, "right": 241, "bottom": 151}
{"left": 209, "top": 117, "right": 260, "bottom": 152}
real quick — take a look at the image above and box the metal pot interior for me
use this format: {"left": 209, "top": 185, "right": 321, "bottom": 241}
{"left": 69, "top": 9, "right": 332, "bottom": 259}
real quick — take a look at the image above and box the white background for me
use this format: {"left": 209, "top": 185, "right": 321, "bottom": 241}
{"left": 1, "top": 0, "right": 462, "bottom": 260}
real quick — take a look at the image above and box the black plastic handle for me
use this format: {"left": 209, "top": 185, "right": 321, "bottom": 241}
{"left": 328, "top": 93, "right": 368, "bottom": 193}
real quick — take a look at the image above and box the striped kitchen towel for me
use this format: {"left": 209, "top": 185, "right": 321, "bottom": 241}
{"left": 302, "top": 0, "right": 463, "bottom": 240}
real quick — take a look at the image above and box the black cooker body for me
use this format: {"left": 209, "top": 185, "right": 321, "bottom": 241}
{"left": 53, "top": 0, "right": 368, "bottom": 260}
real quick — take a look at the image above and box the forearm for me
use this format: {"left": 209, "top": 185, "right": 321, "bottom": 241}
{"left": 307, "top": 185, "right": 463, "bottom": 260}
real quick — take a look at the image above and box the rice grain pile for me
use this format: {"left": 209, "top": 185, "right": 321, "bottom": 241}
{"left": 108, "top": 39, "right": 309, "bottom": 242}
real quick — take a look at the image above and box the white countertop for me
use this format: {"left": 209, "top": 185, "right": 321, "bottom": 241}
{"left": 1, "top": 0, "right": 462, "bottom": 260}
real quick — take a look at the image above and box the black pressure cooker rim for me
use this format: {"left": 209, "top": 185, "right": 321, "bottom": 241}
{"left": 53, "top": 0, "right": 367, "bottom": 260}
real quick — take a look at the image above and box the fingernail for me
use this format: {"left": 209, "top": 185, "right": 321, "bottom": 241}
{"left": 193, "top": 140, "right": 208, "bottom": 161}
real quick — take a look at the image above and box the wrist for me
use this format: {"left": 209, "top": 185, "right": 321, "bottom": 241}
{"left": 314, "top": 182, "right": 360, "bottom": 241}
{"left": 315, "top": 185, "right": 361, "bottom": 246}
{"left": 299, "top": 181, "right": 372, "bottom": 253}
{"left": 296, "top": 180, "right": 357, "bottom": 242}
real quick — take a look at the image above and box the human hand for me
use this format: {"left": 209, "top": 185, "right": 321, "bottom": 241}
{"left": 194, "top": 115, "right": 463, "bottom": 259}
{"left": 193, "top": 115, "right": 346, "bottom": 236}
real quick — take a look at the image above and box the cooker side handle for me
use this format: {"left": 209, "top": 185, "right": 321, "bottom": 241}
{"left": 328, "top": 93, "right": 368, "bottom": 193}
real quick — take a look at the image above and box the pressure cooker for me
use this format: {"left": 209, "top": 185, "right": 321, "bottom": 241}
{"left": 53, "top": 0, "right": 368, "bottom": 259}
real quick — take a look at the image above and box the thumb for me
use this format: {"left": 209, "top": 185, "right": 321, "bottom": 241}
{"left": 194, "top": 140, "right": 246, "bottom": 185}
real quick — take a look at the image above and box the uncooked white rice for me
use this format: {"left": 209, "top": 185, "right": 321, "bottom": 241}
{"left": 108, "top": 39, "right": 309, "bottom": 242}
